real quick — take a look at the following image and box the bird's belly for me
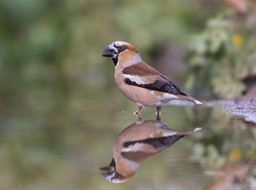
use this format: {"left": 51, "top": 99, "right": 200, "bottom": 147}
{"left": 118, "top": 84, "right": 157, "bottom": 107}
{"left": 117, "top": 83, "right": 178, "bottom": 107}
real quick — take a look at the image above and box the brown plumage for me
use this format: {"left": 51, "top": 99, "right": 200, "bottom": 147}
{"left": 102, "top": 41, "right": 202, "bottom": 115}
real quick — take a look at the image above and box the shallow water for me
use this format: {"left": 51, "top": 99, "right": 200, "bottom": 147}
{"left": 0, "top": 95, "right": 255, "bottom": 190}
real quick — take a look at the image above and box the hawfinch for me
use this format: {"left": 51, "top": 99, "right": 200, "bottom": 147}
{"left": 102, "top": 41, "right": 202, "bottom": 115}
{"left": 100, "top": 119, "right": 201, "bottom": 183}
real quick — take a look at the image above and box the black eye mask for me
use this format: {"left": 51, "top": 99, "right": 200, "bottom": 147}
{"left": 115, "top": 45, "right": 127, "bottom": 53}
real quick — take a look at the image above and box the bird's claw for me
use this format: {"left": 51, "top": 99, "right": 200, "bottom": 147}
{"left": 133, "top": 111, "right": 141, "bottom": 115}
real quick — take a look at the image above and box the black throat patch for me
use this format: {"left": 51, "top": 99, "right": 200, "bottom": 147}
{"left": 112, "top": 57, "right": 118, "bottom": 66}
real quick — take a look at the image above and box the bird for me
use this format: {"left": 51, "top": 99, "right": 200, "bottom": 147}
{"left": 100, "top": 118, "right": 201, "bottom": 183}
{"left": 102, "top": 41, "right": 202, "bottom": 115}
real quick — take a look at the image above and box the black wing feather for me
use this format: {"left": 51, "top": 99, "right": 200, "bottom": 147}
{"left": 123, "top": 135, "right": 185, "bottom": 149}
{"left": 124, "top": 78, "right": 187, "bottom": 96}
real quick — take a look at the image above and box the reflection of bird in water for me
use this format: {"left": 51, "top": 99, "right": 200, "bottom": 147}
{"left": 102, "top": 41, "right": 202, "bottom": 115}
{"left": 100, "top": 117, "right": 201, "bottom": 183}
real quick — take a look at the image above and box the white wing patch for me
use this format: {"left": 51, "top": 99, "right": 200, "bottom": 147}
{"left": 123, "top": 74, "right": 145, "bottom": 85}
{"left": 122, "top": 142, "right": 145, "bottom": 152}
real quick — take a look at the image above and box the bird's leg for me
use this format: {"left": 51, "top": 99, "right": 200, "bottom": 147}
{"left": 156, "top": 114, "right": 161, "bottom": 121}
{"left": 134, "top": 104, "right": 143, "bottom": 115}
{"left": 136, "top": 115, "right": 142, "bottom": 122}
{"left": 156, "top": 107, "right": 161, "bottom": 115}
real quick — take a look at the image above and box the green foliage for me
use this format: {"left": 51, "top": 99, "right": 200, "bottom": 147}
{"left": 186, "top": 12, "right": 256, "bottom": 99}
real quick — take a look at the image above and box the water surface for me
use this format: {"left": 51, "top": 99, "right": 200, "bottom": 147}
{"left": 0, "top": 95, "right": 255, "bottom": 190}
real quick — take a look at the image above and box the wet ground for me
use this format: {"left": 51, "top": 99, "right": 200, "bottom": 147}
{"left": 207, "top": 85, "right": 256, "bottom": 124}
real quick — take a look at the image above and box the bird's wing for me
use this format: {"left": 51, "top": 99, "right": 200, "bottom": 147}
{"left": 122, "top": 62, "right": 187, "bottom": 96}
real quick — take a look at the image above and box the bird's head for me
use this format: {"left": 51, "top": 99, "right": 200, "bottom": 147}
{"left": 102, "top": 41, "right": 139, "bottom": 65}
{"left": 100, "top": 158, "right": 135, "bottom": 183}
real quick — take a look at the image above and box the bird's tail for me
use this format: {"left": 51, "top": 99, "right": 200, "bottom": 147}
{"left": 177, "top": 95, "right": 202, "bottom": 105}
{"left": 173, "top": 127, "right": 202, "bottom": 137}
{"left": 193, "top": 99, "right": 202, "bottom": 105}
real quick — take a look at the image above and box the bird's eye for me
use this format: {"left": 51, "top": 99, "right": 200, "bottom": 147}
{"left": 116, "top": 45, "right": 127, "bottom": 53}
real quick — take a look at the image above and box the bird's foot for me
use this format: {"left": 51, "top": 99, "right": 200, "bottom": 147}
{"left": 134, "top": 104, "right": 143, "bottom": 115}
{"left": 155, "top": 107, "right": 161, "bottom": 115}
{"left": 135, "top": 115, "right": 143, "bottom": 122}
{"left": 155, "top": 107, "right": 161, "bottom": 120}
{"left": 133, "top": 111, "right": 141, "bottom": 115}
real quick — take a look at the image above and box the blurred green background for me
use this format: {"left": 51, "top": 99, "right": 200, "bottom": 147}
{"left": 0, "top": 0, "right": 223, "bottom": 136}
{"left": 0, "top": 1, "right": 255, "bottom": 190}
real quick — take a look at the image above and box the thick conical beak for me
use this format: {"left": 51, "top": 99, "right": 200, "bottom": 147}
{"left": 102, "top": 46, "right": 117, "bottom": 58}
{"left": 100, "top": 166, "right": 115, "bottom": 181}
